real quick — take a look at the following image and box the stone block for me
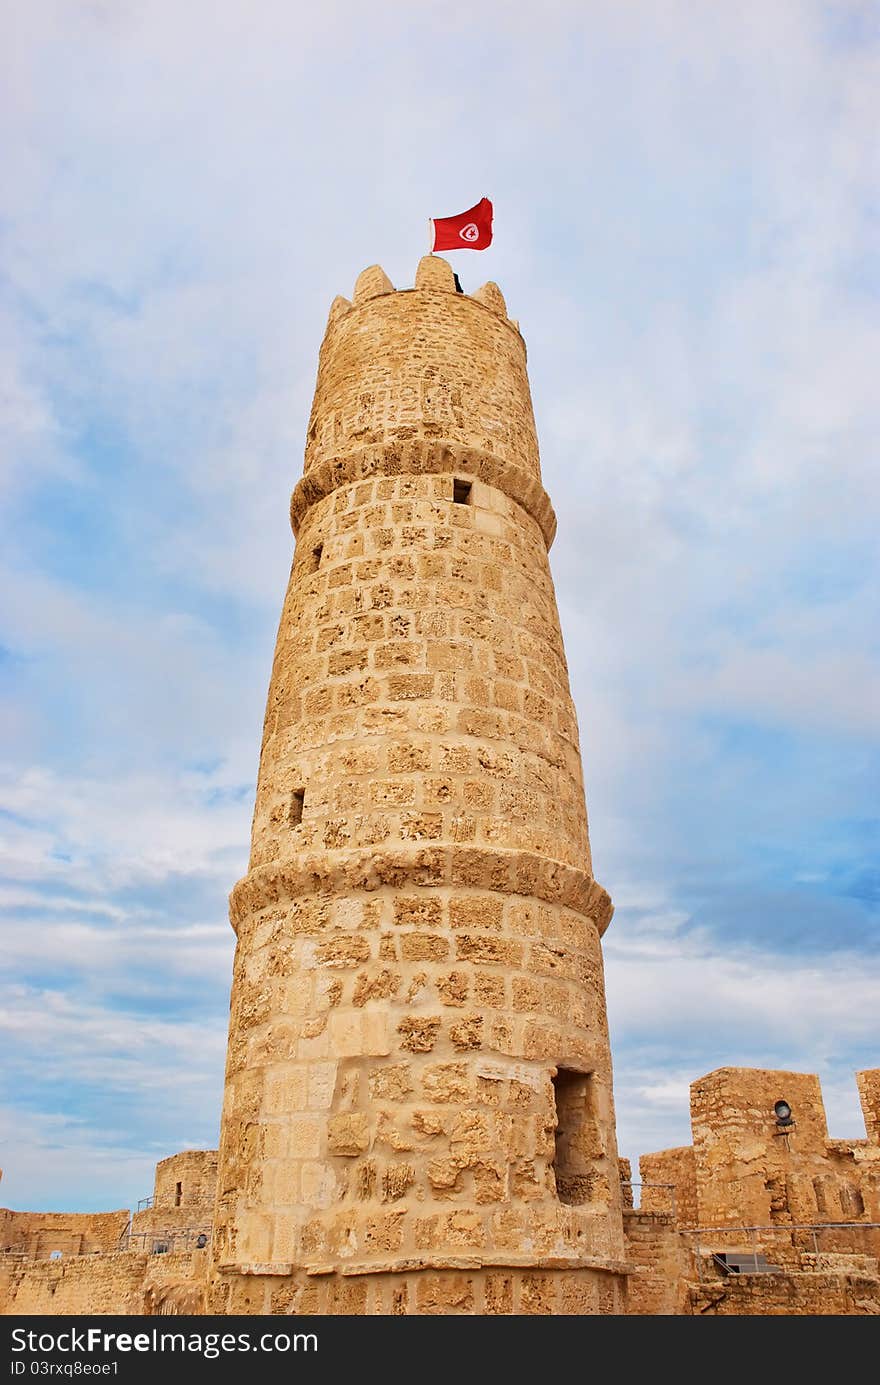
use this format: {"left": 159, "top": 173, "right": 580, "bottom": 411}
{"left": 328, "top": 1113, "right": 370, "bottom": 1157}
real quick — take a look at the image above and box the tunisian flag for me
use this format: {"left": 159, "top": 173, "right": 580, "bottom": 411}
{"left": 429, "top": 197, "right": 493, "bottom": 252}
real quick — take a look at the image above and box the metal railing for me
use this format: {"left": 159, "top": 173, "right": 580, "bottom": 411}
{"left": 683, "top": 1223, "right": 880, "bottom": 1281}
{"left": 136, "top": 1197, "right": 154, "bottom": 1211}
{"left": 121, "top": 1227, "right": 211, "bottom": 1255}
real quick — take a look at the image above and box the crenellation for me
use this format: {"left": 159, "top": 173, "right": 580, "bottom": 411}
{"left": 353, "top": 265, "right": 395, "bottom": 303}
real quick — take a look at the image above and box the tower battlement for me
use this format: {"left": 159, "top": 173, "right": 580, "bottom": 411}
{"left": 291, "top": 257, "right": 554, "bottom": 546}
{"left": 332, "top": 255, "right": 515, "bottom": 324}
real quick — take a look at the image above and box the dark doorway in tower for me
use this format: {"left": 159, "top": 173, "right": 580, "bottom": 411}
{"left": 174, "top": 1182, "right": 182, "bottom": 1207}
{"left": 289, "top": 789, "right": 305, "bottom": 827}
{"left": 453, "top": 478, "right": 472, "bottom": 505}
{"left": 552, "top": 1068, "right": 598, "bottom": 1205}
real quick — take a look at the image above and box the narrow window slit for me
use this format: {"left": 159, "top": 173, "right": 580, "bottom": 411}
{"left": 453, "top": 478, "right": 472, "bottom": 505}
{"left": 300, "top": 541, "right": 323, "bottom": 574}
{"left": 174, "top": 1182, "right": 182, "bottom": 1207}
{"left": 290, "top": 789, "right": 305, "bottom": 827}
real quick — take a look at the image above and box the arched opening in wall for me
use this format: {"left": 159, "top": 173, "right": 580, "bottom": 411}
{"left": 551, "top": 1068, "right": 601, "bottom": 1205}
{"left": 174, "top": 1182, "right": 182, "bottom": 1207}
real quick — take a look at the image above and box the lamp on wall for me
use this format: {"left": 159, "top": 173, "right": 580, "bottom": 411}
{"left": 774, "top": 1099, "right": 794, "bottom": 1128}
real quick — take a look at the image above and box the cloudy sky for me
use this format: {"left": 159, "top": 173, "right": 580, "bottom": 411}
{"left": 2, "top": 1, "right": 877, "bottom": 1212}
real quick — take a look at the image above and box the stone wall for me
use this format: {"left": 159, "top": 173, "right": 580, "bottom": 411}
{"left": 857, "top": 1069, "right": 880, "bottom": 1145}
{"left": 0, "top": 1208, "right": 130, "bottom": 1256}
{"left": 129, "top": 1206, "right": 212, "bottom": 1252}
{"left": 0, "top": 1248, "right": 208, "bottom": 1317}
{"left": 212, "top": 1265, "right": 627, "bottom": 1316}
{"left": 689, "top": 1270, "right": 880, "bottom": 1316}
{"left": 143, "top": 1248, "right": 209, "bottom": 1315}
{"left": 622, "top": 1211, "right": 688, "bottom": 1315}
{"left": 0, "top": 1252, "right": 150, "bottom": 1315}
{"left": 640, "top": 1067, "right": 880, "bottom": 1237}
{"left": 638, "top": 1147, "right": 697, "bottom": 1226}
{"left": 153, "top": 1150, "right": 217, "bottom": 1211}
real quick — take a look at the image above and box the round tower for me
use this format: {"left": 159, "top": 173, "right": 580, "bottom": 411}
{"left": 208, "top": 256, "right": 628, "bottom": 1315}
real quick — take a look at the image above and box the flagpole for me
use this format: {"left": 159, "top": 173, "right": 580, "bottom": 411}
{"left": 427, "top": 218, "right": 435, "bottom": 255}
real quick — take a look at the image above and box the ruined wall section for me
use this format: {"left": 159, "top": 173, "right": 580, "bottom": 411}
{"left": 622, "top": 1211, "right": 689, "bottom": 1315}
{"left": 0, "top": 1208, "right": 129, "bottom": 1257}
{"left": 153, "top": 1150, "right": 218, "bottom": 1211}
{"left": 0, "top": 1249, "right": 208, "bottom": 1317}
{"left": 0, "top": 1252, "right": 150, "bottom": 1315}
{"left": 688, "top": 1269, "right": 880, "bottom": 1316}
{"left": 690, "top": 1068, "right": 878, "bottom": 1228}
{"left": 638, "top": 1147, "right": 697, "bottom": 1227}
{"left": 129, "top": 1206, "right": 212, "bottom": 1250}
{"left": 857, "top": 1069, "right": 880, "bottom": 1145}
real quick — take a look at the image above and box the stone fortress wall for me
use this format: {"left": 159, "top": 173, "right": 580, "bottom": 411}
{"left": 0, "top": 1155, "right": 217, "bottom": 1318}
{"left": 1, "top": 261, "right": 876, "bottom": 1318}
{"left": 627, "top": 1067, "right": 880, "bottom": 1314}
{"left": 639, "top": 1067, "right": 880, "bottom": 1230}
{"left": 127, "top": 1151, "right": 218, "bottom": 1251}
{"left": 2, "top": 1067, "right": 877, "bottom": 1315}
{"left": 0, "top": 1208, "right": 130, "bottom": 1258}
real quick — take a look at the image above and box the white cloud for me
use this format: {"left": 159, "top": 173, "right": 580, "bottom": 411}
{"left": 0, "top": 762, "right": 251, "bottom": 890}
{"left": 0, "top": 0, "right": 877, "bottom": 1209}
{"left": 606, "top": 922, "right": 880, "bottom": 1054}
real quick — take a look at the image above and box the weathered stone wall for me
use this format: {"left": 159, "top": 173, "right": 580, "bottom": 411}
{"left": 622, "top": 1211, "right": 689, "bottom": 1315}
{"left": 638, "top": 1146, "right": 697, "bottom": 1226}
{"left": 689, "top": 1068, "right": 879, "bottom": 1229}
{"left": 689, "top": 1270, "right": 880, "bottom": 1316}
{"left": 143, "top": 1248, "right": 209, "bottom": 1315}
{"left": 209, "top": 258, "right": 626, "bottom": 1314}
{"left": 213, "top": 1264, "right": 627, "bottom": 1316}
{"left": 0, "top": 1208, "right": 129, "bottom": 1256}
{"left": 0, "top": 1248, "right": 208, "bottom": 1317}
{"left": 0, "top": 1252, "right": 150, "bottom": 1315}
{"left": 618, "top": 1157, "right": 633, "bottom": 1208}
{"left": 858, "top": 1069, "right": 880, "bottom": 1144}
{"left": 129, "top": 1205, "right": 212, "bottom": 1250}
{"left": 153, "top": 1150, "right": 218, "bottom": 1211}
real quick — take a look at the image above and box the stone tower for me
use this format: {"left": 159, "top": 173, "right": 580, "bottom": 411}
{"left": 208, "top": 256, "right": 628, "bottom": 1315}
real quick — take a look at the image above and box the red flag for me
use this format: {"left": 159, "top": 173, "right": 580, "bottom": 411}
{"left": 429, "top": 197, "right": 493, "bottom": 252}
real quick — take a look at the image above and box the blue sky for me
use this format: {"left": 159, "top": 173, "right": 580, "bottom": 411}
{"left": 1, "top": 0, "right": 877, "bottom": 1211}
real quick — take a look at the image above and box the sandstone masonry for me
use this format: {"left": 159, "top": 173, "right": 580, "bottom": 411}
{"left": 208, "top": 256, "right": 627, "bottom": 1315}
